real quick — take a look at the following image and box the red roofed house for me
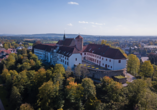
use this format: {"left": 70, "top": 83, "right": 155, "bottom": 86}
{"left": 0, "top": 48, "right": 11, "bottom": 62}
{"left": 33, "top": 34, "right": 127, "bottom": 70}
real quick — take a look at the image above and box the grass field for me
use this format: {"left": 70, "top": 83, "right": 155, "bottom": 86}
{"left": 28, "top": 43, "right": 33, "bottom": 46}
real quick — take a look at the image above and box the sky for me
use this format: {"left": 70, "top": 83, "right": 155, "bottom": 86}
{"left": 0, "top": 0, "right": 157, "bottom": 36}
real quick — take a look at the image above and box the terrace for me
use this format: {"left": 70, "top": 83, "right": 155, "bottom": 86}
{"left": 81, "top": 60, "right": 109, "bottom": 70}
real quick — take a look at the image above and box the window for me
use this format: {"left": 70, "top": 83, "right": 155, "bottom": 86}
{"left": 119, "top": 60, "right": 121, "bottom": 63}
{"left": 80, "top": 53, "right": 82, "bottom": 55}
{"left": 67, "top": 58, "right": 69, "bottom": 60}
{"left": 65, "top": 61, "right": 66, "bottom": 64}
{"left": 75, "top": 58, "right": 77, "bottom": 61}
{"left": 111, "top": 66, "right": 112, "bottom": 68}
{"left": 63, "top": 60, "right": 64, "bottom": 63}
{"left": 67, "top": 62, "right": 69, "bottom": 65}
{"left": 106, "top": 59, "right": 107, "bottom": 61}
{"left": 84, "top": 53, "right": 86, "bottom": 55}
{"left": 102, "top": 58, "right": 104, "bottom": 60}
{"left": 108, "top": 65, "right": 109, "bottom": 67}
{"left": 109, "top": 60, "right": 111, "bottom": 62}
{"left": 103, "top": 63, "right": 104, "bottom": 66}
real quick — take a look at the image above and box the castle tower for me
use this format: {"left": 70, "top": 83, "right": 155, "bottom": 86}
{"left": 75, "top": 35, "right": 83, "bottom": 51}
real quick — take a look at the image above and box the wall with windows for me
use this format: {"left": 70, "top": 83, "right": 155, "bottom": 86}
{"left": 69, "top": 53, "right": 82, "bottom": 69}
{"left": 34, "top": 49, "right": 45, "bottom": 60}
{"left": 113, "top": 59, "right": 127, "bottom": 70}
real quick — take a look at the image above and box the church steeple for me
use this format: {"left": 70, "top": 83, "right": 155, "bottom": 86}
{"left": 63, "top": 31, "right": 66, "bottom": 40}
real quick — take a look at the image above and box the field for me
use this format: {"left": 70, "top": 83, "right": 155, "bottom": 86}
{"left": 28, "top": 43, "right": 33, "bottom": 46}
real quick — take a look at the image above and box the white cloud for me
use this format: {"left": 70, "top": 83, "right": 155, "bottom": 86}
{"left": 80, "top": 21, "right": 105, "bottom": 25}
{"left": 68, "top": 2, "right": 79, "bottom": 5}
{"left": 92, "top": 25, "right": 96, "bottom": 27}
{"left": 79, "top": 21, "right": 88, "bottom": 24}
{"left": 67, "top": 23, "right": 73, "bottom": 26}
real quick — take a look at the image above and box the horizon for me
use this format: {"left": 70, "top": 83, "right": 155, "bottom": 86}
{"left": 0, "top": 0, "right": 157, "bottom": 36}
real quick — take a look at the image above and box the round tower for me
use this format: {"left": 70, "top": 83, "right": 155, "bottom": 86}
{"left": 75, "top": 35, "right": 83, "bottom": 51}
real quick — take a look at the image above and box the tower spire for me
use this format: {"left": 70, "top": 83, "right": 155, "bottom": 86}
{"left": 63, "top": 31, "right": 66, "bottom": 40}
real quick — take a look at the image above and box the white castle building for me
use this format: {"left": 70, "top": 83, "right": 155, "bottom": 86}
{"left": 33, "top": 34, "right": 127, "bottom": 70}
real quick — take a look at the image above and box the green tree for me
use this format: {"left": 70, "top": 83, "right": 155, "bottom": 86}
{"left": 53, "top": 64, "right": 65, "bottom": 75}
{"left": 65, "top": 66, "right": 72, "bottom": 78}
{"left": 10, "top": 86, "right": 22, "bottom": 109}
{"left": 127, "top": 54, "right": 140, "bottom": 76}
{"left": 37, "top": 80, "right": 60, "bottom": 110}
{"left": 126, "top": 79, "right": 147, "bottom": 109}
{"left": 139, "top": 60, "right": 154, "bottom": 78}
{"left": 81, "top": 78, "right": 96, "bottom": 99}
{"left": 75, "top": 65, "right": 81, "bottom": 80}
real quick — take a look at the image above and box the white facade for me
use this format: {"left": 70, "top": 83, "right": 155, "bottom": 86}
{"left": 82, "top": 52, "right": 126, "bottom": 70}
{"left": 34, "top": 47, "right": 82, "bottom": 69}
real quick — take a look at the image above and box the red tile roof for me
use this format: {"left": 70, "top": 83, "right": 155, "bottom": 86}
{"left": 76, "top": 35, "right": 83, "bottom": 39}
{"left": 83, "top": 44, "right": 126, "bottom": 59}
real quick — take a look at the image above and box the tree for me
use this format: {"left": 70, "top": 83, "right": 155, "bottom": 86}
{"left": 65, "top": 66, "right": 72, "bottom": 78}
{"left": 20, "top": 103, "right": 34, "bottom": 110}
{"left": 10, "top": 86, "right": 22, "bottom": 109}
{"left": 101, "top": 40, "right": 107, "bottom": 45}
{"left": 53, "top": 64, "right": 65, "bottom": 75}
{"left": 81, "top": 66, "right": 89, "bottom": 78}
{"left": 127, "top": 54, "right": 140, "bottom": 76}
{"left": 34, "top": 68, "right": 47, "bottom": 87}
{"left": 75, "top": 65, "right": 81, "bottom": 80}
{"left": 21, "top": 62, "right": 31, "bottom": 70}
{"left": 37, "top": 80, "right": 60, "bottom": 110}
{"left": 81, "top": 78, "right": 96, "bottom": 99}
{"left": 139, "top": 60, "right": 154, "bottom": 78}
{"left": 126, "top": 79, "right": 147, "bottom": 109}
{"left": 65, "top": 78, "right": 84, "bottom": 109}
{"left": 100, "top": 76, "right": 122, "bottom": 102}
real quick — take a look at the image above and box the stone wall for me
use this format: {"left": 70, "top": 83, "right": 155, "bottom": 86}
{"left": 87, "top": 68, "right": 126, "bottom": 80}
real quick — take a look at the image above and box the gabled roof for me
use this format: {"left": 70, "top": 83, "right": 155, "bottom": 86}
{"left": 83, "top": 44, "right": 126, "bottom": 59}
{"left": 57, "top": 46, "right": 80, "bottom": 57}
{"left": 33, "top": 44, "right": 57, "bottom": 52}
{"left": 56, "top": 38, "right": 74, "bottom": 46}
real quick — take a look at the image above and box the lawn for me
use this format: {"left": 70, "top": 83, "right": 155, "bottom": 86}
{"left": 28, "top": 43, "right": 33, "bottom": 46}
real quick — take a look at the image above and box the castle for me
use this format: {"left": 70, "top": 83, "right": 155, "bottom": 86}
{"left": 33, "top": 34, "right": 127, "bottom": 70}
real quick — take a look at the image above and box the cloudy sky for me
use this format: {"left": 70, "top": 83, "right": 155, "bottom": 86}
{"left": 0, "top": 0, "right": 157, "bottom": 35}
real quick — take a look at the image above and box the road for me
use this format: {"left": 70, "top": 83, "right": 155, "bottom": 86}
{"left": 123, "top": 73, "right": 136, "bottom": 87}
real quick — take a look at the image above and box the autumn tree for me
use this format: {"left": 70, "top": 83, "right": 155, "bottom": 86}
{"left": 100, "top": 76, "right": 122, "bottom": 102}
{"left": 127, "top": 54, "right": 140, "bottom": 76}
{"left": 65, "top": 78, "right": 84, "bottom": 109}
{"left": 20, "top": 103, "right": 34, "bottom": 110}
{"left": 101, "top": 40, "right": 107, "bottom": 45}
{"left": 139, "top": 60, "right": 154, "bottom": 78}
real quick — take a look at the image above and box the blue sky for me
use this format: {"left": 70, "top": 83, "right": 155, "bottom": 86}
{"left": 0, "top": 0, "right": 157, "bottom": 35}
